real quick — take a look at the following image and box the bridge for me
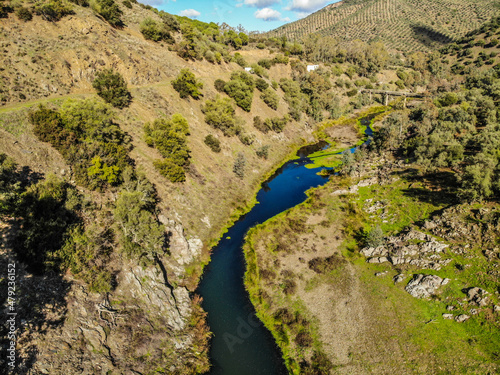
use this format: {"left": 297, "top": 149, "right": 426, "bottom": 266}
{"left": 358, "top": 89, "right": 427, "bottom": 106}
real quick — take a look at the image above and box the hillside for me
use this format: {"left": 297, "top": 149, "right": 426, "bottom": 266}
{"left": 267, "top": 0, "right": 499, "bottom": 52}
{"left": 0, "top": 0, "right": 400, "bottom": 374}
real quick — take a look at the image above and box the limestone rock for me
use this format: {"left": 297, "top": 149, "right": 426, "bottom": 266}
{"left": 455, "top": 314, "right": 470, "bottom": 323}
{"left": 393, "top": 274, "right": 405, "bottom": 283}
{"left": 466, "top": 287, "right": 489, "bottom": 306}
{"left": 405, "top": 274, "right": 448, "bottom": 298}
{"left": 442, "top": 313, "right": 454, "bottom": 319}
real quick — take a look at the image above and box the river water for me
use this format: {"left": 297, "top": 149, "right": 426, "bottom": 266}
{"left": 198, "top": 114, "right": 377, "bottom": 374}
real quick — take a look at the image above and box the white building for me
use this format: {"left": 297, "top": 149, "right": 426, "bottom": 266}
{"left": 307, "top": 65, "right": 319, "bottom": 72}
{"left": 244, "top": 67, "right": 253, "bottom": 73}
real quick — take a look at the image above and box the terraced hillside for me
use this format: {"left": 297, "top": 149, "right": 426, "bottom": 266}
{"left": 268, "top": 0, "right": 499, "bottom": 52}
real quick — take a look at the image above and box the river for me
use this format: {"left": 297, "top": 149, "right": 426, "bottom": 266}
{"left": 197, "top": 113, "right": 378, "bottom": 374}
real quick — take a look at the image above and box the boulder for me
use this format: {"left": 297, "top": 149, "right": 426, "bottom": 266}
{"left": 405, "top": 274, "right": 448, "bottom": 298}
{"left": 455, "top": 314, "right": 470, "bottom": 323}
{"left": 466, "top": 287, "right": 489, "bottom": 306}
{"left": 442, "top": 313, "right": 454, "bottom": 319}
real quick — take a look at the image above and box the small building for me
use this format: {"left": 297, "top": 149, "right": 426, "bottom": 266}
{"left": 307, "top": 65, "right": 319, "bottom": 72}
{"left": 244, "top": 67, "right": 253, "bottom": 73}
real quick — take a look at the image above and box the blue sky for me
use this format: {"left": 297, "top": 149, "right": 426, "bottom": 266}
{"left": 140, "top": 0, "right": 338, "bottom": 32}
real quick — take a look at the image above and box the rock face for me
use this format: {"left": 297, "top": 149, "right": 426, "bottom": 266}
{"left": 361, "top": 228, "right": 450, "bottom": 270}
{"left": 466, "top": 287, "right": 490, "bottom": 307}
{"left": 405, "top": 274, "right": 450, "bottom": 298}
{"left": 159, "top": 216, "right": 203, "bottom": 267}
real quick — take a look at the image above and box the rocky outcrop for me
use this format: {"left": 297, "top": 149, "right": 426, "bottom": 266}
{"left": 465, "top": 287, "right": 490, "bottom": 307}
{"left": 361, "top": 228, "right": 451, "bottom": 270}
{"left": 405, "top": 274, "right": 450, "bottom": 298}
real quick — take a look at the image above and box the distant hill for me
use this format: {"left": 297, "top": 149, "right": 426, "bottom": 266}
{"left": 267, "top": 0, "right": 500, "bottom": 52}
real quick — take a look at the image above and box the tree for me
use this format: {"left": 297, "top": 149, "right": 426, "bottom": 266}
{"left": 366, "top": 225, "right": 384, "bottom": 248}
{"left": 94, "top": 0, "right": 123, "bottom": 27}
{"left": 92, "top": 69, "right": 131, "bottom": 108}
{"left": 204, "top": 134, "right": 221, "bottom": 152}
{"left": 233, "top": 152, "right": 246, "bottom": 179}
{"left": 140, "top": 17, "right": 172, "bottom": 42}
{"left": 171, "top": 69, "right": 203, "bottom": 99}
{"left": 202, "top": 95, "right": 237, "bottom": 136}
{"left": 260, "top": 88, "right": 279, "bottom": 110}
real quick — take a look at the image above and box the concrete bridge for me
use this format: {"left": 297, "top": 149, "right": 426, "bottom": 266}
{"left": 358, "top": 89, "right": 427, "bottom": 106}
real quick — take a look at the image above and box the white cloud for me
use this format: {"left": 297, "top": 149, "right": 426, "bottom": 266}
{"left": 179, "top": 9, "right": 201, "bottom": 18}
{"left": 287, "top": 0, "right": 328, "bottom": 13}
{"left": 235, "top": 3, "right": 244, "bottom": 7}
{"left": 282, "top": 16, "right": 291, "bottom": 22}
{"left": 244, "top": 0, "right": 280, "bottom": 8}
{"left": 255, "top": 7, "right": 282, "bottom": 21}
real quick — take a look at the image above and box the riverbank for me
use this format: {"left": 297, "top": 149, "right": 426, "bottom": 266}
{"left": 243, "top": 152, "right": 500, "bottom": 373}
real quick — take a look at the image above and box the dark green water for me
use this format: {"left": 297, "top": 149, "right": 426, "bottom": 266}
{"left": 198, "top": 115, "right": 376, "bottom": 374}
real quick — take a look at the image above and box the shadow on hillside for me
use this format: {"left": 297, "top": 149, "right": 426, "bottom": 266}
{"left": 0, "top": 221, "right": 71, "bottom": 374}
{"left": 411, "top": 24, "right": 454, "bottom": 46}
{"left": 400, "top": 169, "right": 459, "bottom": 207}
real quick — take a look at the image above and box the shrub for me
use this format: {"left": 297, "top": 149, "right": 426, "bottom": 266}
{"left": 94, "top": 0, "right": 123, "bottom": 27}
{"left": 204, "top": 134, "right": 221, "bottom": 152}
{"left": 214, "top": 79, "right": 226, "bottom": 92}
{"left": 346, "top": 88, "right": 358, "bottom": 97}
{"left": 238, "top": 132, "right": 253, "bottom": 146}
{"left": 171, "top": 69, "right": 203, "bottom": 99}
{"left": 255, "top": 78, "right": 269, "bottom": 92}
{"left": 256, "top": 145, "right": 269, "bottom": 159}
{"left": 250, "top": 63, "right": 267, "bottom": 78}
{"left": 92, "top": 69, "right": 131, "bottom": 108}
{"left": 122, "top": 0, "right": 132, "bottom": 8}
{"left": 140, "top": 17, "right": 172, "bottom": 42}
{"left": 16, "top": 7, "right": 32, "bottom": 21}
{"left": 258, "top": 59, "right": 272, "bottom": 69}
{"left": 366, "top": 226, "right": 384, "bottom": 248}
{"left": 34, "top": 0, "right": 74, "bottom": 21}
{"left": 271, "top": 54, "right": 289, "bottom": 65}
{"left": 308, "top": 255, "right": 345, "bottom": 274}
{"left": 14, "top": 175, "right": 79, "bottom": 273}
{"left": 233, "top": 152, "right": 246, "bottom": 178}
{"left": 144, "top": 114, "right": 190, "bottom": 182}
{"left": 253, "top": 116, "right": 269, "bottom": 133}
{"left": 29, "top": 99, "right": 132, "bottom": 189}
{"left": 223, "top": 71, "right": 254, "bottom": 111}
{"left": 153, "top": 158, "right": 186, "bottom": 182}
{"left": 264, "top": 116, "right": 287, "bottom": 132}
{"left": 114, "top": 178, "right": 165, "bottom": 261}
{"left": 233, "top": 52, "right": 247, "bottom": 67}
{"left": 202, "top": 95, "right": 237, "bottom": 136}
{"left": 260, "top": 88, "right": 279, "bottom": 110}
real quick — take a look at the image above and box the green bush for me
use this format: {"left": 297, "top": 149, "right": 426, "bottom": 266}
{"left": 114, "top": 176, "right": 165, "bottom": 261}
{"left": 233, "top": 52, "right": 247, "bottom": 67}
{"left": 256, "top": 145, "right": 269, "bottom": 159}
{"left": 153, "top": 158, "right": 186, "bottom": 182}
{"left": 214, "top": 79, "right": 226, "bottom": 92}
{"left": 366, "top": 225, "right": 384, "bottom": 248}
{"left": 92, "top": 69, "right": 131, "bottom": 108}
{"left": 171, "top": 68, "right": 203, "bottom": 99}
{"left": 223, "top": 71, "right": 254, "bottom": 112}
{"left": 29, "top": 99, "right": 132, "bottom": 189}
{"left": 144, "top": 114, "right": 190, "bottom": 182}
{"left": 94, "top": 0, "right": 123, "bottom": 27}
{"left": 204, "top": 134, "right": 221, "bottom": 152}
{"left": 260, "top": 88, "right": 279, "bottom": 110}
{"left": 255, "top": 78, "right": 269, "bottom": 92}
{"left": 122, "top": 0, "right": 132, "bottom": 8}
{"left": 16, "top": 7, "right": 33, "bottom": 21}
{"left": 258, "top": 59, "right": 272, "bottom": 69}
{"left": 233, "top": 152, "right": 246, "bottom": 178}
{"left": 34, "top": 0, "right": 74, "bottom": 21}
{"left": 140, "top": 17, "right": 172, "bottom": 43}
{"left": 202, "top": 95, "right": 237, "bottom": 136}
{"left": 264, "top": 116, "right": 287, "bottom": 132}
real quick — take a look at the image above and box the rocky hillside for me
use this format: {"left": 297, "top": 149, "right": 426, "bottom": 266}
{"left": 267, "top": 0, "right": 499, "bottom": 52}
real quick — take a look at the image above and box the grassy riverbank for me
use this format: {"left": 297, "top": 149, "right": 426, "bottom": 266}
{"left": 243, "top": 154, "right": 500, "bottom": 373}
